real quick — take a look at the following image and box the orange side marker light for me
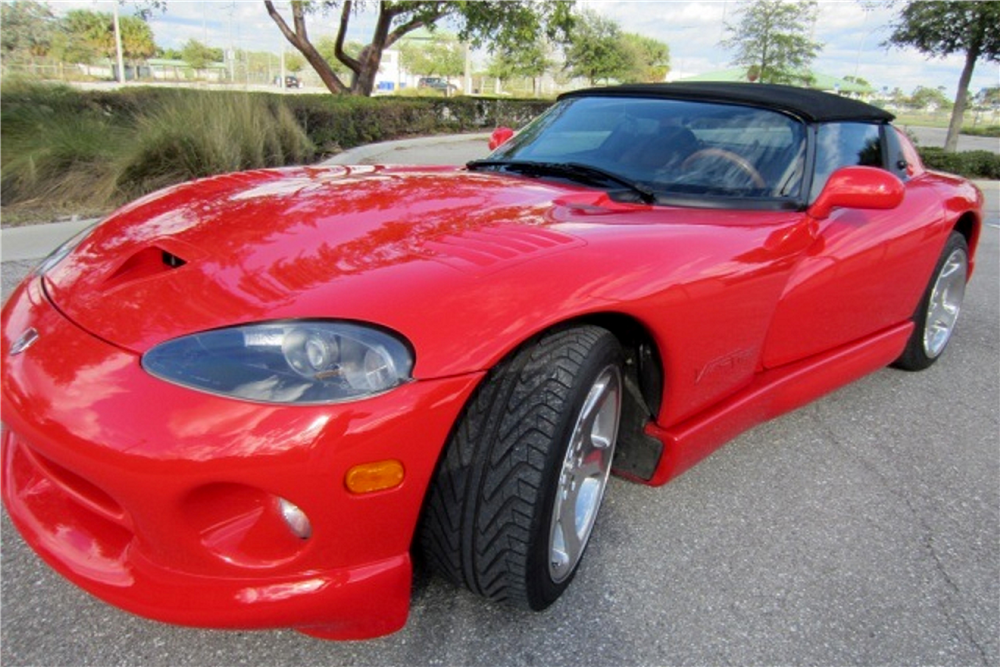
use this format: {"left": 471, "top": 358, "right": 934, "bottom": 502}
{"left": 345, "top": 460, "right": 405, "bottom": 494}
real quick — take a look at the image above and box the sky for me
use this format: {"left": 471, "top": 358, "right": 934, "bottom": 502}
{"left": 50, "top": 0, "right": 1000, "bottom": 96}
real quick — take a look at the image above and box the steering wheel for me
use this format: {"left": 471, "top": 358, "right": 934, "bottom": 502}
{"left": 680, "top": 148, "right": 766, "bottom": 188}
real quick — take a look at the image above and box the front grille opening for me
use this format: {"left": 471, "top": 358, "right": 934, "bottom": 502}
{"left": 24, "top": 445, "right": 127, "bottom": 525}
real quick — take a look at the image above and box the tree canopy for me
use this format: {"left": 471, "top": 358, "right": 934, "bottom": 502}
{"left": 487, "top": 39, "right": 552, "bottom": 86}
{"left": 886, "top": 1, "right": 1000, "bottom": 152}
{"left": 620, "top": 33, "right": 670, "bottom": 83}
{"left": 721, "top": 0, "right": 821, "bottom": 84}
{"left": 59, "top": 9, "right": 156, "bottom": 65}
{"left": 908, "top": 85, "right": 954, "bottom": 111}
{"left": 562, "top": 9, "right": 631, "bottom": 85}
{"left": 399, "top": 32, "right": 464, "bottom": 79}
{"left": 1, "top": 0, "right": 55, "bottom": 63}
{"left": 263, "top": 0, "right": 574, "bottom": 96}
{"left": 179, "top": 39, "right": 223, "bottom": 71}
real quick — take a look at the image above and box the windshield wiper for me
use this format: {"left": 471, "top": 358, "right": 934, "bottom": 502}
{"left": 467, "top": 159, "right": 657, "bottom": 204}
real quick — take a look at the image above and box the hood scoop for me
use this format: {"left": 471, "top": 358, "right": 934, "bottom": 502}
{"left": 101, "top": 246, "right": 188, "bottom": 292}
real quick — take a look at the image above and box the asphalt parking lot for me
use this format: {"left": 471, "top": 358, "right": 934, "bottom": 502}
{"left": 1, "top": 140, "right": 998, "bottom": 666}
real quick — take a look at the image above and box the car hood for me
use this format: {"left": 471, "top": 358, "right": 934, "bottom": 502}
{"left": 45, "top": 165, "right": 798, "bottom": 378}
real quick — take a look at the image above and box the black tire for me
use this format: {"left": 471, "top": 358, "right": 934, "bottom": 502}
{"left": 419, "top": 325, "right": 623, "bottom": 611}
{"left": 894, "top": 231, "right": 969, "bottom": 371}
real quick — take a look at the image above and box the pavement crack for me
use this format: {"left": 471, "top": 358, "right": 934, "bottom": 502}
{"left": 808, "top": 408, "right": 991, "bottom": 667}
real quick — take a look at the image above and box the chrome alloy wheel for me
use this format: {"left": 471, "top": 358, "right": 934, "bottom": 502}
{"left": 923, "top": 248, "right": 968, "bottom": 359}
{"left": 548, "top": 365, "right": 622, "bottom": 584}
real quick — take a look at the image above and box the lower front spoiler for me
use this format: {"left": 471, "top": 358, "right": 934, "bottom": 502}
{"left": 3, "top": 430, "right": 412, "bottom": 640}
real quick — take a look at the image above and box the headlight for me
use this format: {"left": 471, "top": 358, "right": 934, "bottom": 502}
{"left": 142, "top": 321, "right": 414, "bottom": 405}
{"left": 35, "top": 223, "right": 98, "bottom": 276}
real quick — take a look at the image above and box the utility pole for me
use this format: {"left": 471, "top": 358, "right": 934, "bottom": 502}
{"left": 112, "top": 2, "right": 126, "bottom": 84}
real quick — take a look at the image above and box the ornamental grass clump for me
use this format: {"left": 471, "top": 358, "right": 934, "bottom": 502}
{"left": 115, "top": 91, "right": 315, "bottom": 197}
{"left": 0, "top": 80, "right": 125, "bottom": 216}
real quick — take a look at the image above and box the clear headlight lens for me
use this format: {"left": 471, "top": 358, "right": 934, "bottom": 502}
{"left": 142, "top": 321, "right": 414, "bottom": 404}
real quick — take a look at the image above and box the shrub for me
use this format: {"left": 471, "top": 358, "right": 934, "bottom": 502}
{"left": 115, "top": 91, "right": 315, "bottom": 197}
{"left": 0, "top": 82, "right": 554, "bottom": 220}
{"left": 962, "top": 125, "right": 1000, "bottom": 138}
{"left": 0, "top": 81, "right": 126, "bottom": 214}
{"left": 918, "top": 148, "right": 1000, "bottom": 180}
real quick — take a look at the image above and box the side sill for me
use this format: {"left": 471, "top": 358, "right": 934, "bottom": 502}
{"left": 636, "top": 322, "right": 913, "bottom": 486}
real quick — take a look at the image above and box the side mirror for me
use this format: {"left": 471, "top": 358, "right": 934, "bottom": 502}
{"left": 489, "top": 126, "right": 514, "bottom": 150}
{"left": 808, "top": 166, "right": 904, "bottom": 220}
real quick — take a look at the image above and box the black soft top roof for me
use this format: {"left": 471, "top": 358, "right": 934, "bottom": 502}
{"left": 559, "top": 82, "right": 894, "bottom": 123}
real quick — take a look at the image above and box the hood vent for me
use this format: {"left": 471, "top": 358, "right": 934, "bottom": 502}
{"left": 422, "top": 226, "right": 582, "bottom": 273}
{"left": 102, "top": 246, "right": 187, "bottom": 291}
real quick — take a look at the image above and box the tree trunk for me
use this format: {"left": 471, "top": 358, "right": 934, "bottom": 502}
{"left": 264, "top": 0, "right": 349, "bottom": 94}
{"left": 945, "top": 46, "right": 979, "bottom": 153}
{"left": 350, "top": 6, "right": 394, "bottom": 96}
{"left": 351, "top": 44, "right": 384, "bottom": 96}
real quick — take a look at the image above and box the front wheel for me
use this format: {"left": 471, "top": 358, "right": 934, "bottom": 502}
{"left": 894, "top": 231, "right": 969, "bottom": 371}
{"left": 419, "top": 326, "right": 623, "bottom": 610}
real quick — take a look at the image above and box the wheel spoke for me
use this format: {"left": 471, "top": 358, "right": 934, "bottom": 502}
{"left": 548, "top": 365, "right": 622, "bottom": 584}
{"left": 923, "top": 248, "right": 967, "bottom": 359}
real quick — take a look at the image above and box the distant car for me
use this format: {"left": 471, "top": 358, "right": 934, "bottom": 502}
{"left": 1, "top": 83, "right": 984, "bottom": 642}
{"left": 273, "top": 75, "right": 301, "bottom": 89}
{"left": 417, "top": 76, "right": 457, "bottom": 95}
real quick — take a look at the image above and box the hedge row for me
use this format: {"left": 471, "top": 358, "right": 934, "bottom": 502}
{"left": 918, "top": 147, "right": 1000, "bottom": 180}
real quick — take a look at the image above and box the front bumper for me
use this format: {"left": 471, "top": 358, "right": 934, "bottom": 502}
{"left": 1, "top": 277, "right": 483, "bottom": 639}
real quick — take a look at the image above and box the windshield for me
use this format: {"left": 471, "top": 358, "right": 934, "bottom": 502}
{"left": 485, "top": 96, "right": 806, "bottom": 202}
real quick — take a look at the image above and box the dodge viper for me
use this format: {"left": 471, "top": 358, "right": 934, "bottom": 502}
{"left": 0, "top": 83, "right": 983, "bottom": 640}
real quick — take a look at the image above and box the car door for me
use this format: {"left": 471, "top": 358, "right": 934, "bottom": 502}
{"left": 762, "top": 122, "right": 945, "bottom": 368}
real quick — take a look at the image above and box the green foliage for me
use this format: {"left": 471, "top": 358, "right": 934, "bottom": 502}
{"left": 59, "top": 9, "right": 156, "bottom": 64}
{"left": 976, "top": 86, "right": 1000, "bottom": 107}
{"left": 0, "top": 81, "right": 553, "bottom": 219}
{"left": 961, "top": 125, "right": 1000, "bottom": 138}
{"left": 180, "top": 39, "right": 223, "bottom": 70}
{"left": 116, "top": 92, "right": 315, "bottom": 195}
{"left": 887, "top": 1, "right": 999, "bottom": 152}
{"left": 886, "top": 1, "right": 1000, "bottom": 62}
{"left": 1, "top": 0, "right": 55, "bottom": 61}
{"left": 620, "top": 33, "right": 670, "bottom": 83}
{"left": 315, "top": 36, "right": 362, "bottom": 78}
{"left": 261, "top": 0, "right": 574, "bottom": 95}
{"left": 563, "top": 9, "right": 631, "bottom": 85}
{"left": 487, "top": 39, "right": 552, "bottom": 84}
{"left": 908, "top": 86, "right": 954, "bottom": 111}
{"left": 399, "top": 32, "right": 464, "bottom": 78}
{"left": 918, "top": 147, "right": 1000, "bottom": 179}
{"left": 0, "top": 81, "right": 126, "bottom": 214}
{"left": 722, "top": 0, "right": 822, "bottom": 84}
{"left": 284, "top": 51, "right": 306, "bottom": 73}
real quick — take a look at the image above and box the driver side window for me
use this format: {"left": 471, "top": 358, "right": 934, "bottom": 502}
{"left": 810, "top": 122, "right": 883, "bottom": 201}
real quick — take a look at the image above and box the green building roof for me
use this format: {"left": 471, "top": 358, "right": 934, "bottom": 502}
{"left": 678, "top": 68, "right": 874, "bottom": 94}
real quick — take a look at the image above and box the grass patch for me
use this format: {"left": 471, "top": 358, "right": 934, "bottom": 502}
{"left": 1, "top": 81, "right": 127, "bottom": 213}
{"left": 1, "top": 82, "right": 552, "bottom": 222}
{"left": 116, "top": 91, "right": 315, "bottom": 197}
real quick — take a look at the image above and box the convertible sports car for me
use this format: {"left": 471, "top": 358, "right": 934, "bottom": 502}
{"left": 1, "top": 83, "right": 983, "bottom": 640}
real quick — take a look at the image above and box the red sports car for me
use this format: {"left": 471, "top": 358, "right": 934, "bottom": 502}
{"left": 1, "top": 83, "right": 983, "bottom": 640}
